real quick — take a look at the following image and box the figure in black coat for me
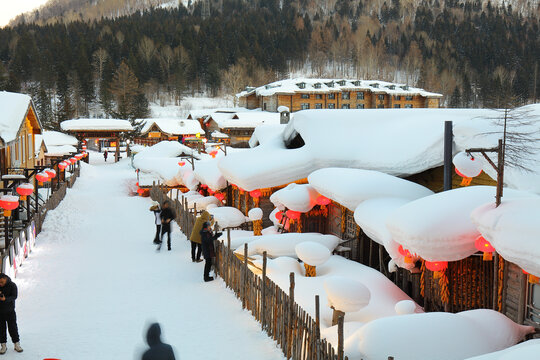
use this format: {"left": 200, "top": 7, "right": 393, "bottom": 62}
{"left": 141, "top": 323, "right": 176, "bottom": 360}
{"left": 103, "top": 150, "right": 108, "bottom": 162}
{"left": 159, "top": 201, "right": 176, "bottom": 251}
{"left": 200, "top": 222, "right": 222, "bottom": 282}
{"left": 0, "top": 274, "right": 22, "bottom": 354}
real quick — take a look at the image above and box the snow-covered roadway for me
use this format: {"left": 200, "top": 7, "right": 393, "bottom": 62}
{"left": 13, "top": 155, "right": 284, "bottom": 359}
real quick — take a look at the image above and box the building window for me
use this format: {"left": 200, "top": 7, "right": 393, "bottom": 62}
{"left": 315, "top": 103, "right": 323, "bottom": 109}
{"left": 405, "top": 104, "right": 413, "bottom": 108}
{"left": 394, "top": 104, "right": 401, "bottom": 108}
{"left": 301, "top": 94, "right": 310, "bottom": 99}
{"left": 328, "top": 103, "right": 336, "bottom": 109}
{"left": 405, "top": 95, "right": 413, "bottom": 100}
{"left": 301, "top": 103, "right": 310, "bottom": 110}
{"left": 328, "top": 93, "right": 336, "bottom": 99}
{"left": 297, "top": 82, "right": 306, "bottom": 89}
{"left": 314, "top": 83, "right": 321, "bottom": 89}
{"left": 28, "top": 134, "right": 33, "bottom": 160}
{"left": 356, "top": 104, "right": 365, "bottom": 109}
{"left": 377, "top": 104, "right": 384, "bottom": 109}
{"left": 341, "top": 104, "right": 350, "bottom": 109}
{"left": 394, "top": 95, "right": 401, "bottom": 100}
{"left": 527, "top": 283, "right": 540, "bottom": 325}
{"left": 342, "top": 92, "right": 350, "bottom": 100}
{"left": 378, "top": 94, "right": 385, "bottom": 101}
{"left": 315, "top": 94, "right": 323, "bottom": 99}
{"left": 357, "top": 92, "right": 364, "bottom": 100}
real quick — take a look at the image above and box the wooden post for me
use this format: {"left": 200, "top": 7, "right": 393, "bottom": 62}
{"left": 493, "top": 252, "right": 499, "bottom": 310}
{"left": 495, "top": 139, "right": 504, "bottom": 207}
{"left": 337, "top": 313, "right": 344, "bottom": 360}
{"left": 443, "top": 121, "right": 453, "bottom": 191}
{"left": 262, "top": 251, "right": 267, "bottom": 330}
{"left": 243, "top": 243, "right": 248, "bottom": 309}
{"left": 287, "top": 272, "right": 295, "bottom": 359}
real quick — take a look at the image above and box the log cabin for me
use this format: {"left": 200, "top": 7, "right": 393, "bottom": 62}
{"left": 237, "top": 78, "right": 442, "bottom": 112}
{"left": 137, "top": 118, "right": 204, "bottom": 146}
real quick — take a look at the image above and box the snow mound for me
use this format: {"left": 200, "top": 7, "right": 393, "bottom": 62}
{"left": 208, "top": 206, "right": 247, "bottom": 228}
{"left": 192, "top": 196, "right": 221, "bottom": 210}
{"left": 236, "top": 233, "right": 340, "bottom": 258}
{"left": 394, "top": 300, "right": 417, "bottom": 315}
{"left": 324, "top": 276, "right": 371, "bottom": 313}
{"left": 465, "top": 339, "right": 540, "bottom": 360}
{"left": 248, "top": 208, "right": 263, "bottom": 221}
{"left": 353, "top": 310, "right": 534, "bottom": 360}
{"left": 386, "top": 186, "right": 530, "bottom": 262}
{"left": 295, "top": 241, "right": 331, "bottom": 266}
{"left": 270, "top": 184, "right": 319, "bottom": 213}
{"left": 471, "top": 196, "right": 540, "bottom": 276}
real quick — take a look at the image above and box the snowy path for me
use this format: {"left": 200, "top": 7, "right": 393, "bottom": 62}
{"left": 14, "top": 158, "right": 284, "bottom": 359}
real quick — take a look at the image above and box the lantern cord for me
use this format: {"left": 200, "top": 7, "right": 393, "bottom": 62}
{"left": 439, "top": 269, "right": 450, "bottom": 305}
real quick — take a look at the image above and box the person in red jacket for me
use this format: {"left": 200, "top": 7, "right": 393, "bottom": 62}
{"left": 0, "top": 274, "right": 22, "bottom": 354}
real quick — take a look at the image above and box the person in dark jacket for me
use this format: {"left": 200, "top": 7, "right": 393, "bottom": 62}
{"left": 141, "top": 323, "right": 176, "bottom": 360}
{"left": 160, "top": 201, "right": 176, "bottom": 251}
{"left": 150, "top": 202, "right": 161, "bottom": 244}
{"left": 0, "top": 274, "right": 22, "bottom": 354}
{"left": 103, "top": 150, "right": 108, "bottom": 162}
{"left": 200, "top": 222, "right": 222, "bottom": 282}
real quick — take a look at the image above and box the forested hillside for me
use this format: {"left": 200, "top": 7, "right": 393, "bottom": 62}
{"left": 0, "top": 0, "right": 538, "bottom": 130}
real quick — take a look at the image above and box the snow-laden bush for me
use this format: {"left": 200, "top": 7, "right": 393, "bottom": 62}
{"left": 248, "top": 208, "right": 263, "bottom": 221}
{"left": 324, "top": 276, "right": 371, "bottom": 313}
{"left": 295, "top": 241, "right": 331, "bottom": 266}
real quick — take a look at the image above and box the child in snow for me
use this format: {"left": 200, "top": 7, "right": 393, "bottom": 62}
{"left": 149, "top": 202, "right": 161, "bottom": 244}
{"left": 200, "top": 222, "right": 222, "bottom": 282}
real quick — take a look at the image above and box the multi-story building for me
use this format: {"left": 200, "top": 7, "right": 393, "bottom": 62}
{"left": 237, "top": 78, "right": 442, "bottom": 112}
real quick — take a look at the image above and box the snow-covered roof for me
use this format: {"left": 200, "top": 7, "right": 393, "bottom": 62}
{"left": 188, "top": 107, "right": 252, "bottom": 120}
{"left": 211, "top": 130, "right": 229, "bottom": 138}
{"left": 472, "top": 197, "right": 540, "bottom": 277}
{"left": 61, "top": 119, "right": 133, "bottom": 132}
{"left": 139, "top": 118, "right": 203, "bottom": 136}
{"left": 0, "top": 91, "right": 32, "bottom": 143}
{"left": 42, "top": 130, "right": 78, "bottom": 146}
{"left": 237, "top": 78, "right": 443, "bottom": 98}
{"left": 270, "top": 183, "right": 320, "bottom": 213}
{"left": 206, "top": 110, "right": 282, "bottom": 129}
{"left": 248, "top": 124, "right": 286, "bottom": 147}
{"left": 386, "top": 186, "right": 533, "bottom": 263}
{"left": 219, "top": 108, "right": 492, "bottom": 191}
{"left": 45, "top": 145, "right": 77, "bottom": 157}
{"left": 34, "top": 134, "right": 46, "bottom": 156}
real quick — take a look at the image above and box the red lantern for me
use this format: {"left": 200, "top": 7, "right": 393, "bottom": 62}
{"left": 36, "top": 172, "right": 50, "bottom": 185}
{"left": 137, "top": 188, "right": 144, "bottom": 195}
{"left": 45, "top": 168, "right": 57, "bottom": 178}
{"left": 75, "top": 154, "right": 83, "bottom": 160}
{"left": 215, "top": 193, "right": 225, "bottom": 201}
{"left": 0, "top": 195, "right": 19, "bottom": 217}
{"left": 286, "top": 210, "right": 301, "bottom": 220}
{"left": 58, "top": 162, "right": 68, "bottom": 171}
{"left": 70, "top": 157, "right": 77, "bottom": 164}
{"left": 398, "top": 245, "right": 415, "bottom": 264}
{"left": 200, "top": 184, "right": 208, "bottom": 189}
{"left": 16, "top": 183, "right": 34, "bottom": 201}
{"left": 315, "top": 195, "right": 331, "bottom": 206}
{"left": 425, "top": 261, "right": 448, "bottom": 272}
{"left": 275, "top": 211, "right": 283, "bottom": 221}
{"left": 475, "top": 235, "right": 495, "bottom": 261}
{"left": 178, "top": 161, "right": 185, "bottom": 167}
{"left": 208, "top": 188, "right": 215, "bottom": 195}
{"left": 209, "top": 150, "right": 218, "bottom": 158}
{"left": 249, "top": 190, "right": 261, "bottom": 198}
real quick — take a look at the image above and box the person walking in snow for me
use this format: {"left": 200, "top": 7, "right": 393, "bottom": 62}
{"left": 200, "top": 222, "right": 222, "bottom": 282}
{"left": 141, "top": 322, "right": 176, "bottom": 360}
{"left": 189, "top": 210, "right": 213, "bottom": 262}
{"left": 103, "top": 150, "right": 108, "bottom": 162}
{"left": 150, "top": 202, "right": 161, "bottom": 244}
{"left": 0, "top": 274, "right": 22, "bottom": 354}
{"left": 159, "top": 200, "right": 176, "bottom": 251}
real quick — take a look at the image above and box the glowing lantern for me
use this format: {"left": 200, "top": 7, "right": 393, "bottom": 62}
{"left": 398, "top": 245, "right": 414, "bottom": 264}
{"left": 215, "top": 193, "right": 225, "bottom": 202}
{"left": 475, "top": 235, "right": 495, "bottom": 261}
{"left": 529, "top": 274, "right": 540, "bottom": 284}
{"left": 249, "top": 190, "right": 261, "bottom": 198}
{"left": 137, "top": 188, "right": 144, "bottom": 195}
{"left": 196, "top": 133, "right": 201, "bottom": 138}
{"left": 69, "top": 157, "right": 77, "bottom": 164}
{"left": 36, "top": 172, "right": 50, "bottom": 185}
{"left": 425, "top": 261, "right": 448, "bottom": 278}
{"left": 239, "top": 188, "right": 245, "bottom": 194}
{"left": 200, "top": 184, "right": 207, "bottom": 189}
{"left": 286, "top": 210, "right": 301, "bottom": 220}
{"left": 45, "top": 168, "right": 57, "bottom": 178}
{"left": 315, "top": 195, "right": 332, "bottom": 206}
{"left": 275, "top": 211, "right": 283, "bottom": 221}
{"left": 178, "top": 161, "right": 186, "bottom": 167}
{"left": 208, "top": 188, "right": 215, "bottom": 195}
{"left": 75, "top": 154, "right": 83, "bottom": 160}
{"left": 16, "top": 183, "right": 34, "bottom": 201}
{"left": 58, "top": 162, "right": 68, "bottom": 171}
{"left": 453, "top": 152, "right": 483, "bottom": 186}
{"left": 209, "top": 150, "right": 218, "bottom": 158}
{"left": 0, "top": 195, "right": 19, "bottom": 217}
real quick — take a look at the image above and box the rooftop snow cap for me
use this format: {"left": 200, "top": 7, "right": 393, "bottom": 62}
{"left": 146, "top": 323, "right": 162, "bottom": 347}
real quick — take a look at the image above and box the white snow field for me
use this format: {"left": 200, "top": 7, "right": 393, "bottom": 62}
{"left": 12, "top": 158, "right": 284, "bottom": 359}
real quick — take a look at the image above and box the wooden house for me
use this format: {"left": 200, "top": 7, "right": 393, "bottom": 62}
{"left": 236, "top": 78, "right": 442, "bottom": 112}
{"left": 0, "top": 92, "right": 43, "bottom": 183}
{"left": 33, "top": 135, "right": 47, "bottom": 167}
{"left": 137, "top": 119, "right": 204, "bottom": 146}
{"left": 38, "top": 130, "right": 78, "bottom": 166}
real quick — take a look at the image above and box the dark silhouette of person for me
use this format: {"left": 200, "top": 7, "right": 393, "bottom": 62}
{"left": 103, "top": 150, "right": 108, "bottom": 162}
{"left": 142, "top": 323, "right": 176, "bottom": 360}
